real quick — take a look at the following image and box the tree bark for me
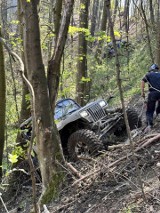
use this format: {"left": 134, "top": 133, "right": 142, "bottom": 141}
{"left": 47, "top": 0, "right": 75, "bottom": 110}
{"left": 140, "top": 0, "right": 154, "bottom": 63}
{"left": 90, "top": 0, "right": 98, "bottom": 36}
{"left": 155, "top": 1, "right": 160, "bottom": 66}
{"left": 149, "top": 0, "right": 155, "bottom": 29}
{"left": 20, "top": 0, "right": 64, "bottom": 204}
{"left": 76, "top": 0, "right": 89, "bottom": 106}
{"left": 14, "top": 1, "right": 31, "bottom": 166}
{"left": 0, "top": 27, "right": 6, "bottom": 180}
{"left": 106, "top": 0, "right": 146, "bottom": 202}
{"left": 112, "top": 0, "right": 118, "bottom": 25}
{"left": 95, "top": 0, "right": 108, "bottom": 64}
{"left": 54, "top": 0, "right": 63, "bottom": 43}
{"left": 0, "top": 0, "right": 8, "bottom": 39}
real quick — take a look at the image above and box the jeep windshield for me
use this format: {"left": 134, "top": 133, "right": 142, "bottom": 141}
{"left": 54, "top": 99, "right": 80, "bottom": 120}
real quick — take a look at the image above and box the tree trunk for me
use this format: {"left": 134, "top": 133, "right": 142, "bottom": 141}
{"left": 95, "top": 0, "right": 107, "bottom": 64}
{"left": 112, "top": 0, "right": 118, "bottom": 25}
{"left": 14, "top": 1, "right": 31, "bottom": 166}
{"left": 90, "top": 0, "right": 98, "bottom": 36}
{"left": 149, "top": 0, "right": 155, "bottom": 30}
{"left": 76, "top": 0, "right": 89, "bottom": 106}
{"left": 155, "top": 1, "right": 160, "bottom": 66}
{"left": 0, "top": 27, "right": 6, "bottom": 180}
{"left": 47, "top": 0, "right": 55, "bottom": 61}
{"left": 140, "top": 0, "right": 154, "bottom": 63}
{"left": 54, "top": 0, "right": 63, "bottom": 43}
{"left": 106, "top": 0, "right": 146, "bottom": 202}
{"left": 123, "top": 0, "right": 130, "bottom": 33}
{"left": 1, "top": 0, "right": 8, "bottom": 39}
{"left": 20, "top": 0, "right": 64, "bottom": 204}
{"left": 47, "top": 0, "right": 75, "bottom": 110}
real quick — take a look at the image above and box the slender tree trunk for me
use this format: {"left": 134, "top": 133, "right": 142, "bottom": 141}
{"left": 112, "top": 0, "right": 118, "bottom": 25}
{"left": 155, "top": 1, "right": 160, "bottom": 66}
{"left": 0, "top": 27, "right": 6, "bottom": 180}
{"left": 20, "top": 0, "right": 64, "bottom": 204}
{"left": 18, "top": 0, "right": 30, "bottom": 123}
{"left": 97, "top": 0, "right": 103, "bottom": 30}
{"left": 54, "top": 0, "right": 63, "bottom": 43}
{"left": 123, "top": 0, "right": 129, "bottom": 32}
{"left": 88, "top": 0, "right": 98, "bottom": 53}
{"left": 124, "top": 0, "right": 130, "bottom": 74}
{"left": 106, "top": 0, "right": 146, "bottom": 202}
{"left": 90, "top": 0, "right": 98, "bottom": 36}
{"left": 1, "top": 0, "right": 8, "bottom": 39}
{"left": 76, "top": 0, "right": 89, "bottom": 106}
{"left": 14, "top": 1, "right": 30, "bottom": 166}
{"left": 47, "top": 0, "right": 75, "bottom": 110}
{"left": 140, "top": 0, "right": 154, "bottom": 63}
{"left": 95, "top": 0, "right": 108, "bottom": 64}
{"left": 47, "top": 0, "right": 55, "bottom": 61}
{"left": 149, "top": 0, "right": 155, "bottom": 29}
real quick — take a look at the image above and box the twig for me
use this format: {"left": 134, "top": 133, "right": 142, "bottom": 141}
{"left": 42, "top": 204, "right": 50, "bottom": 213}
{"left": 108, "top": 143, "right": 130, "bottom": 150}
{"left": 0, "top": 193, "right": 9, "bottom": 213}
{"left": 136, "top": 133, "right": 160, "bottom": 151}
{"left": 66, "top": 162, "right": 84, "bottom": 179}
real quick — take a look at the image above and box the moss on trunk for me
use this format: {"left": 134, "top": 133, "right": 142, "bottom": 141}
{"left": 40, "top": 171, "right": 65, "bottom": 204}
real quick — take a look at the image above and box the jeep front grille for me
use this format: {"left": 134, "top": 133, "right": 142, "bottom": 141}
{"left": 87, "top": 103, "right": 106, "bottom": 121}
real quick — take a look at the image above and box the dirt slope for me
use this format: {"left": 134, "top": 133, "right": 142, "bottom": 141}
{"left": 1, "top": 95, "right": 160, "bottom": 213}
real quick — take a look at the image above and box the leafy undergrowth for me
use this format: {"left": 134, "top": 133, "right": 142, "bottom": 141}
{"left": 1, "top": 96, "right": 160, "bottom": 213}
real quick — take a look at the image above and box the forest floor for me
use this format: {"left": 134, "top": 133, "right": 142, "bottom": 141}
{"left": 0, "top": 95, "right": 160, "bottom": 213}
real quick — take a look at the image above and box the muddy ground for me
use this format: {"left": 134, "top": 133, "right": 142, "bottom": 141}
{"left": 0, "top": 95, "right": 160, "bottom": 213}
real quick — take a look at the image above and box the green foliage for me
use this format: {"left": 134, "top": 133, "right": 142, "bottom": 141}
{"left": 25, "top": 93, "right": 31, "bottom": 109}
{"left": 95, "top": 31, "right": 110, "bottom": 42}
{"left": 69, "top": 26, "right": 90, "bottom": 36}
{"left": 80, "top": 3, "right": 86, "bottom": 10}
{"left": 86, "top": 39, "right": 151, "bottom": 105}
{"left": 8, "top": 153, "right": 18, "bottom": 164}
{"left": 12, "top": 145, "right": 26, "bottom": 159}
{"left": 81, "top": 77, "right": 91, "bottom": 82}
{"left": 10, "top": 20, "right": 19, "bottom": 25}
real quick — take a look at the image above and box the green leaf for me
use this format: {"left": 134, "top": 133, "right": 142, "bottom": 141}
{"left": 81, "top": 77, "right": 91, "bottom": 82}
{"left": 9, "top": 154, "right": 18, "bottom": 164}
{"left": 80, "top": 3, "right": 85, "bottom": 9}
{"left": 114, "top": 31, "right": 121, "bottom": 37}
{"left": 69, "top": 26, "right": 90, "bottom": 36}
{"left": 10, "top": 20, "right": 19, "bottom": 24}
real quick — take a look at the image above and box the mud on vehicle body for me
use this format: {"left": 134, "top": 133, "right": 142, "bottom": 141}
{"left": 20, "top": 98, "right": 141, "bottom": 161}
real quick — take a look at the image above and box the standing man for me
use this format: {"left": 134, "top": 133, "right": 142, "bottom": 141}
{"left": 141, "top": 63, "right": 160, "bottom": 129}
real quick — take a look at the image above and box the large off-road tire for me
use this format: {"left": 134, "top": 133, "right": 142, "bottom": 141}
{"left": 126, "top": 108, "right": 142, "bottom": 130}
{"left": 114, "top": 108, "right": 142, "bottom": 136}
{"left": 67, "top": 129, "right": 104, "bottom": 161}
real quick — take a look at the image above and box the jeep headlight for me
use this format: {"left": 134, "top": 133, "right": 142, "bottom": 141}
{"left": 80, "top": 111, "right": 88, "bottom": 117}
{"left": 98, "top": 100, "right": 106, "bottom": 107}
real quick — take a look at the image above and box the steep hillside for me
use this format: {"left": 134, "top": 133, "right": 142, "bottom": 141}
{"left": 1, "top": 95, "right": 160, "bottom": 213}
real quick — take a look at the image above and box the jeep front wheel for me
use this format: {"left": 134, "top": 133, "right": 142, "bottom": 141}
{"left": 67, "top": 129, "right": 104, "bottom": 161}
